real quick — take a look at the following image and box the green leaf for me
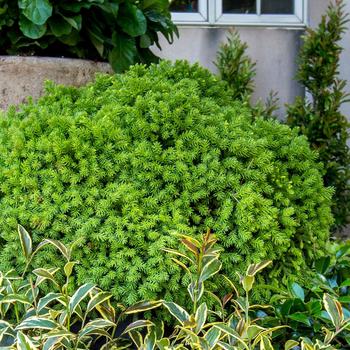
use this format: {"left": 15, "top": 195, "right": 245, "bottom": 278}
{"left": 123, "top": 320, "right": 154, "bottom": 334}
{"left": 199, "top": 258, "right": 222, "bottom": 283}
{"left": 117, "top": 2, "right": 147, "bottom": 37}
{"left": 214, "top": 324, "right": 249, "bottom": 350}
{"left": 86, "top": 292, "right": 112, "bottom": 314}
{"left": 315, "top": 256, "right": 331, "bottom": 274}
{"left": 246, "top": 261, "right": 272, "bottom": 276}
{"left": 33, "top": 268, "right": 59, "bottom": 286}
{"left": 18, "top": 225, "right": 32, "bottom": 261}
{"left": 162, "top": 301, "right": 189, "bottom": 324}
{"left": 125, "top": 300, "right": 162, "bottom": 314}
{"left": 64, "top": 261, "right": 78, "bottom": 278}
{"left": 39, "top": 239, "right": 71, "bottom": 261}
{"left": 69, "top": 283, "right": 95, "bottom": 314}
{"left": 61, "top": 14, "right": 82, "bottom": 31}
{"left": 140, "top": 34, "right": 152, "bottom": 48}
{"left": 323, "top": 293, "right": 344, "bottom": 329}
{"left": 144, "top": 327, "right": 157, "bottom": 350}
{"left": 340, "top": 279, "right": 350, "bottom": 288}
{"left": 289, "top": 282, "right": 305, "bottom": 301}
{"left": 260, "top": 335, "right": 274, "bottom": 350}
{"left": 129, "top": 330, "right": 143, "bottom": 348}
{"left": 37, "top": 292, "right": 62, "bottom": 312}
{"left": 287, "top": 312, "right": 311, "bottom": 326}
{"left": 285, "top": 340, "right": 299, "bottom": 350}
{"left": 195, "top": 302, "right": 207, "bottom": 333}
{"left": 242, "top": 275, "right": 255, "bottom": 293}
{"left": 109, "top": 34, "right": 137, "bottom": 73}
{"left": 48, "top": 16, "right": 72, "bottom": 37}
{"left": 97, "top": 2, "right": 119, "bottom": 17}
{"left": 204, "top": 327, "right": 221, "bottom": 349}
{"left": 78, "top": 319, "right": 114, "bottom": 339}
{"left": 16, "top": 331, "right": 38, "bottom": 350}
{"left": 0, "top": 294, "right": 31, "bottom": 305}
{"left": 16, "top": 317, "right": 58, "bottom": 330}
{"left": 157, "top": 338, "right": 170, "bottom": 350}
{"left": 58, "top": 29, "right": 80, "bottom": 46}
{"left": 35, "top": 268, "right": 59, "bottom": 287}
{"left": 19, "top": 0, "right": 53, "bottom": 25}
{"left": 339, "top": 296, "right": 350, "bottom": 303}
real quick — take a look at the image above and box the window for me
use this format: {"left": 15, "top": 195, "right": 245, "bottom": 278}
{"left": 170, "top": 0, "right": 306, "bottom": 26}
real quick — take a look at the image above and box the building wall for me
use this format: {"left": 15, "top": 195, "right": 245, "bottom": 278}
{"left": 154, "top": 0, "right": 350, "bottom": 118}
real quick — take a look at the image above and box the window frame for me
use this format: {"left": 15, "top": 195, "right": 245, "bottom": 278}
{"left": 171, "top": 0, "right": 208, "bottom": 23}
{"left": 171, "top": 0, "right": 307, "bottom": 27}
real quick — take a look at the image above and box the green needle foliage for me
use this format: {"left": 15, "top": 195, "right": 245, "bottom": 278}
{"left": 0, "top": 0, "right": 177, "bottom": 72}
{"left": 0, "top": 60, "right": 333, "bottom": 305}
{"left": 287, "top": 0, "right": 350, "bottom": 230}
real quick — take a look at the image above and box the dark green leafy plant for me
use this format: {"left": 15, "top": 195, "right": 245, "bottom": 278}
{"left": 215, "top": 29, "right": 256, "bottom": 102}
{"left": 287, "top": 0, "right": 350, "bottom": 230}
{"left": 0, "top": 0, "right": 178, "bottom": 72}
{"left": 259, "top": 241, "right": 350, "bottom": 349}
{"left": 0, "top": 60, "right": 333, "bottom": 305}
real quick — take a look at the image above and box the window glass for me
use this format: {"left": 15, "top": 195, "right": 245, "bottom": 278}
{"left": 170, "top": 0, "right": 199, "bottom": 12}
{"left": 222, "top": 0, "right": 256, "bottom": 14}
{"left": 261, "top": 0, "right": 294, "bottom": 14}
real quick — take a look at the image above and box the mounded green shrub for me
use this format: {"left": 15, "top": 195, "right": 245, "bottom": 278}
{"left": 0, "top": 61, "right": 333, "bottom": 304}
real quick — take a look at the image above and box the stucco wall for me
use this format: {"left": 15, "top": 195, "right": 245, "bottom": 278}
{"left": 154, "top": 0, "right": 350, "bottom": 118}
{"left": 154, "top": 27, "right": 303, "bottom": 117}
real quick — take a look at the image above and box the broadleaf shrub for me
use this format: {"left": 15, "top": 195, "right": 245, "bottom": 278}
{"left": 287, "top": 0, "right": 350, "bottom": 230}
{"left": 0, "top": 0, "right": 178, "bottom": 72}
{"left": 0, "top": 61, "right": 333, "bottom": 304}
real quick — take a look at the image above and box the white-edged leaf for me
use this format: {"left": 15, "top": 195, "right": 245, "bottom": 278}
{"left": 125, "top": 300, "right": 162, "bottom": 314}
{"left": 285, "top": 339, "right": 299, "bottom": 350}
{"left": 195, "top": 302, "right": 207, "bottom": 333}
{"left": 33, "top": 268, "right": 59, "bottom": 286}
{"left": 162, "top": 301, "right": 189, "bottom": 324}
{"left": 199, "top": 258, "right": 222, "bottom": 283}
{"left": 323, "top": 293, "right": 344, "bottom": 330}
{"left": 204, "top": 326, "right": 221, "bottom": 349}
{"left": 78, "top": 319, "right": 114, "bottom": 339}
{"left": 16, "top": 317, "right": 58, "bottom": 330}
{"left": 37, "top": 293, "right": 62, "bottom": 312}
{"left": 18, "top": 225, "right": 32, "bottom": 261}
{"left": 0, "top": 294, "right": 31, "bottom": 305}
{"left": 86, "top": 292, "right": 112, "bottom": 314}
{"left": 68, "top": 283, "right": 95, "bottom": 314}
{"left": 16, "top": 331, "right": 38, "bottom": 349}
{"left": 122, "top": 320, "right": 154, "bottom": 335}
{"left": 214, "top": 324, "right": 249, "bottom": 350}
{"left": 39, "top": 239, "right": 71, "bottom": 261}
{"left": 64, "top": 262, "right": 78, "bottom": 278}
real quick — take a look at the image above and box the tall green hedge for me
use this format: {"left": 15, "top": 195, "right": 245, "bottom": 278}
{"left": 0, "top": 61, "right": 333, "bottom": 303}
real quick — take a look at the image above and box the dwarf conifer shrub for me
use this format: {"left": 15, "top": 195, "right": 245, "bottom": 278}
{"left": 0, "top": 61, "right": 333, "bottom": 304}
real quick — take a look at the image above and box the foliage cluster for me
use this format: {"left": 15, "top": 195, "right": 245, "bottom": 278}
{"left": 0, "top": 60, "right": 333, "bottom": 305}
{"left": 215, "top": 29, "right": 256, "bottom": 102}
{"left": 286, "top": 0, "right": 350, "bottom": 230}
{"left": 260, "top": 240, "right": 350, "bottom": 348}
{"left": 1, "top": 228, "right": 348, "bottom": 350}
{"left": 0, "top": 0, "right": 178, "bottom": 72}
